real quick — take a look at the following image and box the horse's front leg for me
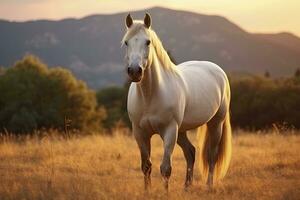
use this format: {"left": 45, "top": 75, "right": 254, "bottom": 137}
{"left": 133, "top": 125, "right": 152, "bottom": 191}
{"left": 160, "top": 121, "right": 178, "bottom": 191}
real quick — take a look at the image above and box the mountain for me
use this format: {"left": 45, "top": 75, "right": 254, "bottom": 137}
{"left": 254, "top": 32, "right": 300, "bottom": 54}
{"left": 1, "top": 7, "right": 300, "bottom": 88}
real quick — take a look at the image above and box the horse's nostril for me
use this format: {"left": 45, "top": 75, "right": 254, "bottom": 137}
{"left": 127, "top": 67, "right": 132, "bottom": 74}
{"left": 138, "top": 67, "right": 142, "bottom": 74}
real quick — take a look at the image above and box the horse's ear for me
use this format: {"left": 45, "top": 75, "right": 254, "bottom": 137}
{"left": 125, "top": 14, "right": 133, "bottom": 28}
{"left": 144, "top": 13, "right": 151, "bottom": 28}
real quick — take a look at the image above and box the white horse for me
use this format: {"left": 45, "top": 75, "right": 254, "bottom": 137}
{"left": 123, "top": 13, "right": 232, "bottom": 190}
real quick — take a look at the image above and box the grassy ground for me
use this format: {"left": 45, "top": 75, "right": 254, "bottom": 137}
{"left": 0, "top": 130, "right": 299, "bottom": 200}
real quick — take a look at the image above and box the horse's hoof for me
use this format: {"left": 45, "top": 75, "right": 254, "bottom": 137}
{"left": 162, "top": 177, "right": 169, "bottom": 192}
{"left": 184, "top": 181, "right": 193, "bottom": 191}
{"left": 144, "top": 177, "right": 151, "bottom": 191}
{"left": 184, "top": 186, "right": 191, "bottom": 192}
{"left": 206, "top": 183, "right": 215, "bottom": 193}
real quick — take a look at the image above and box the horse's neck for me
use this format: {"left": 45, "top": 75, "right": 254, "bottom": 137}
{"left": 137, "top": 50, "right": 170, "bottom": 103}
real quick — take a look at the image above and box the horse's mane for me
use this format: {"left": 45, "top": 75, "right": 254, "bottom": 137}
{"left": 122, "top": 21, "right": 176, "bottom": 71}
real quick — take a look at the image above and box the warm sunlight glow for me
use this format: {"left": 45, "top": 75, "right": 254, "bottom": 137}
{"left": 0, "top": 0, "right": 299, "bottom": 36}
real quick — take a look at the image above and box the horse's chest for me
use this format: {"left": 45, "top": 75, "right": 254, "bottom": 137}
{"left": 139, "top": 111, "right": 172, "bottom": 133}
{"left": 128, "top": 86, "right": 184, "bottom": 133}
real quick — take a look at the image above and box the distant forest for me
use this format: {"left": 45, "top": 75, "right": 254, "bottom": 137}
{"left": 0, "top": 55, "right": 300, "bottom": 134}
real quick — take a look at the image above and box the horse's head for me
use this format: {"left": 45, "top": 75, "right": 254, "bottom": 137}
{"left": 122, "top": 13, "right": 152, "bottom": 82}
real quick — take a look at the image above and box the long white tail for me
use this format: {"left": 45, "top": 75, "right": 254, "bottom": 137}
{"left": 197, "top": 112, "right": 232, "bottom": 182}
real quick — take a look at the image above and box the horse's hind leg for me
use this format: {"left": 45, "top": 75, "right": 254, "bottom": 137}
{"left": 177, "top": 131, "right": 195, "bottom": 188}
{"left": 206, "top": 118, "right": 224, "bottom": 187}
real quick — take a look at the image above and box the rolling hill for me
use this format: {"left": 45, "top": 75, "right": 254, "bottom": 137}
{"left": 1, "top": 7, "right": 300, "bottom": 88}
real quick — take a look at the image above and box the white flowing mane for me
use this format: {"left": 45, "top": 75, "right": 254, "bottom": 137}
{"left": 122, "top": 21, "right": 176, "bottom": 71}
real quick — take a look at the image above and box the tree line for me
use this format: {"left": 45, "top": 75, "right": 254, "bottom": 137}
{"left": 230, "top": 74, "right": 300, "bottom": 130}
{"left": 0, "top": 55, "right": 299, "bottom": 134}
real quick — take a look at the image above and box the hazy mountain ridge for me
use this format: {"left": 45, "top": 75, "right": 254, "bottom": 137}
{"left": 254, "top": 32, "right": 300, "bottom": 53}
{"left": 1, "top": 6, "right": 300, "bottom": 88}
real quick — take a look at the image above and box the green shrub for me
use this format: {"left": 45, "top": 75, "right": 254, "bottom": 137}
{"left": 0, "top": 55, "right": 106, "bottom": 133}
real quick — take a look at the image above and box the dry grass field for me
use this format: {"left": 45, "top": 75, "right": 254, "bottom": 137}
{"left": 0, "top": 130, "right": 299, "bottom": 200}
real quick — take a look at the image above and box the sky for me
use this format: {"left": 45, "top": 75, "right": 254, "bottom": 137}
{"left": 0, "top": 0, "right": 299, "bottom": 36}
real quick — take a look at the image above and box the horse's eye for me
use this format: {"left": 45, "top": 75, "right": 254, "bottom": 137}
{"left": 124, "top": 41, "right": 128, "bottom": 46}
{"left": 146, "top": 40, "right": 151, "bottom": 46}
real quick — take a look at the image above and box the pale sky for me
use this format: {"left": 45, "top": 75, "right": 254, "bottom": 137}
{"left": 1, "top": 0, "right": 299, "bottom": 36}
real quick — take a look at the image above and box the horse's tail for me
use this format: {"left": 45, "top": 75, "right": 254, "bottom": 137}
{"left": 197, "top": 111, "right": 232, "bottom": 182}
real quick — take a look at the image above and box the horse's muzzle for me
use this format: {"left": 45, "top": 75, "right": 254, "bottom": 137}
{"left": 127, "top": 65, "right": 143, "bottom": 82}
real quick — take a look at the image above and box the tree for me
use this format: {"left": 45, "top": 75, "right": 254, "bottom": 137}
{"left": 0, "top": 55, "right": 106, "bottom": 133}
{"left": 97, "top": 86, "right": 128, "bottom": 130}
{"left": 230, "top": 75, "right": 300, "bottom": 130}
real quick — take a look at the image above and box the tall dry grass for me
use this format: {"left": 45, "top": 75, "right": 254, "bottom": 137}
{"left": 0, "top": 130, "right": 299, "bottom": 200}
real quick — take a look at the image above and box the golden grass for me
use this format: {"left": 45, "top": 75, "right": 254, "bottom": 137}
{"left": 0, "top": 130, "right": 299, "bottom": 200}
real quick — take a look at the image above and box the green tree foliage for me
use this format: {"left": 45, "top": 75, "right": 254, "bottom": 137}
{"left": 96, "top": 86, "right": 129, "bottom": 130}
{"left": 230, "top": 75, "right": 300, "bottom": 130}
{"left": 0, "top": 55, "right": 105, "bottom": 133}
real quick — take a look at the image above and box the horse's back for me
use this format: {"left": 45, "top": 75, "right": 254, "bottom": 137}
{"left": 178, "top": 60, "right": 228, "bottom": 92}
{"left": 177, "top": 61, "right": 230, "bottom": 130}
{"left": 178, "top": 61, "right": 227, "bottom": 80}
